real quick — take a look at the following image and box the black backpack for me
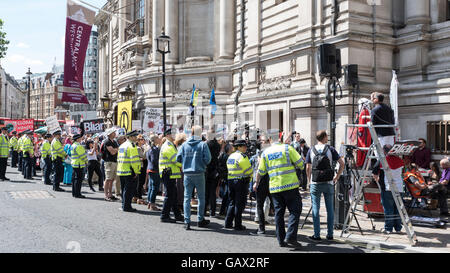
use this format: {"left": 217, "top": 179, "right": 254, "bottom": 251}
{"left": 311, "top": 145, "right": 334, "bottom": 182}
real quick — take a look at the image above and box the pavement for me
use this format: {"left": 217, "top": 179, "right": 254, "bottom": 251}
{"left": 0, "top": 163, "right": 449, "bottom": 253}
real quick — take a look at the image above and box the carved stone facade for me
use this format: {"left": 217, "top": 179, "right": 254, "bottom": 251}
{"left": 96, "top": 0, "right": 450, "bottom": 158}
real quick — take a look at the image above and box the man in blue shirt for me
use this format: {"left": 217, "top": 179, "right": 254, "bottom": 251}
{"left": 177, "top": 125, "right": 212, "bottom": 230}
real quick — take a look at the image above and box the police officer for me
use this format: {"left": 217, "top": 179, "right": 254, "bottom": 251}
{"left": 51, "top": 130, "right": 66, "bottom": 192}
{"left": 117, "top": 130, "right": 141, "bottom": 212}
{"left": 224, "top": 139, "right": 253, "bottom": 231}
{"left": 40, "top": 134, "right": 53, "bottom": 185}
{"left": 9, "top": 131, "right": 19, "bottom": 168}
{"left": 159, "top": 128, "right": 184, "bottom": 223}
{"left": 255, "top": 131, "right": 304, "bottom": 248}
{"left": 0, "top": 127, "right": 10, "bottom": 181}
{"left": 17, "top": 131, "right": 25, "bottom": 172}
{"left": 71, "top": 134, "right": 88, "bottom": 198}
{"left": 22, "top": 130, "right": 35, "bottom": 180}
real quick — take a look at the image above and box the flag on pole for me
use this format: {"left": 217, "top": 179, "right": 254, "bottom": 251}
{"left": 61, "top": 0, "right": 95, "bottom": 104}
{"left": 390, "top": 70, "right": 401, "bottom": 140}
{"left": 210, "top": 88, "right": 217, "bottom": 116}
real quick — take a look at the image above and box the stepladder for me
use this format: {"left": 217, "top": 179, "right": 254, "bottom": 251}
{"left": 340, "top": 122, "right": 418, "bottom": 246}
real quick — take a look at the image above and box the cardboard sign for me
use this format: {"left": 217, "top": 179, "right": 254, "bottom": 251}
{"left": 70, "top": 126, "right": 82, "bottom": 135}
{"left": 45, "top": 115, "right": 61, "bottom": 134}
{"left": 143, "top": 108, "right": 161, "bottom": 133}
{"left": 81, "top": 119, "right": 104, "bottom": 134}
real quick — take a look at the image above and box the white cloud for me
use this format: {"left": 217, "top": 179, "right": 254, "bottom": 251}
{"left": 61, "top": 35, "right": 65, "bottom": 49}
{"left": 16, "top": 42, "right": 30, "bottom": 49}
{"left": 6, "top": 54, "right": 44, "bottom": 66}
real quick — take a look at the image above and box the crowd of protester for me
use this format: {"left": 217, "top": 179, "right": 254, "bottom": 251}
{"left": 0, "top": 92, "right": 448, "bottom": 247}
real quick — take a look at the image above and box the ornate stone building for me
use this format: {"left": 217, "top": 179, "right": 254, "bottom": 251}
{"left": 96, "top": 0, "right": 450, "bottom": 158}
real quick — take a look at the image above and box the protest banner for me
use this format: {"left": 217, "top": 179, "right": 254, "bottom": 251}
{"left": 81, "top": 119, "right": 104, "bottom": 134}
{"left": 142, "top": 108, "right": 161, "bottom": 133}
{"left": 118, "top": 100, "right": 132, "bottom": 132}
{"left": 45, "top": 115, "right": 61, "bottom": 134}
{"left": 6, "top": 119, "right": 34, "bottom": 133}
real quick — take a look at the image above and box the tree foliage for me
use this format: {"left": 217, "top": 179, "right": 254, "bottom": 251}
{"left": 0, "top": 19, "right": 9, "bottom": 60}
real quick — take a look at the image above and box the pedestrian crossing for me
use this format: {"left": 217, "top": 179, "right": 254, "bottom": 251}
{"left": 7, "top": 190, "right": 54, "bottom": 200}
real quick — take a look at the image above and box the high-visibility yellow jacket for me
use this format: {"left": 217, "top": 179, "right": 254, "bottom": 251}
{"left": 40, "top": 140, "right": 51, "bottom": 158}
{"left": 117, "top": 140, "right": 141, "bottom": 176}
{"left": 51, "top": 138, "right": 66, "bottom": 161}
{"left": 159, "top": 140, "right": 182, "bottom": 179}
{"left": 18, "top": 135, "right": 26, "bottom": 152}
{"left": 0, "top": 134, "right": 9, "bottom": 158}
{"left": 71, "top": 142, "right": 87, "bottom": 169}
{"left": 258, "top": 143, "right": 304, "bottom": 194}
{"left": 9, "top": 136, "right": 18, "bottom": 151}
{"left": 22, "top": 136, "right": 34, "bottom": 158}
{"left": 226, "top": 151, "right": 253, "bottom": 180}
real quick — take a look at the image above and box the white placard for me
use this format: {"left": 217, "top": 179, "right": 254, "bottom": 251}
{"left": 45, "top": 115, "right": 61, "bottom": 134}
{"left": 142, "top": 108, "right": 162, "bottom": 133}
{"left": 132, "top": 120, "right": 141, "bottom": 131}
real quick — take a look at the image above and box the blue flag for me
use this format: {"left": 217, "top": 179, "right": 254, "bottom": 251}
{"left": 210, "top": 88, "right": 217, "bottom": 115}
{"left": 189, "top": 84, "right": 195, "bottom": 115}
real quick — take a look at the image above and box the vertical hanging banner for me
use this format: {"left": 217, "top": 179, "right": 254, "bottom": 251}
{"left": 117, "top": 100, "right": 132, "bottom": 132}
{"left": 61, "top": 0, "right": 95, "bottom": 104}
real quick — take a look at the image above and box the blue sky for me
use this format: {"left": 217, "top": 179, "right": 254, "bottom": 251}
{"left": 0, "top": 0, "right": 107, "bottom": 80}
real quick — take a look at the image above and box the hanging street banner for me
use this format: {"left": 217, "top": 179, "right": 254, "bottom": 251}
{"left": 142, "top": 108, "right": 162, "bottom": 133}
{"left": 81, "top": 118, "right": 105, "bottom": 134}
{"left": 117, "top": 100, "right": 132, "bottom": 132}
{"left": 61, "top": 0, "right": 95, "bottom": 104}
{"left": 45, "top": 115, "right": 61, "bottom": 134}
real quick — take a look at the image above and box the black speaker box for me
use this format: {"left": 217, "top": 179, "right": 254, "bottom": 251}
{"left": 318, "top": 44, "right": 337, "bottom": 77}
{"left": 345, "top": 64, "right": 358, "bottom": 86}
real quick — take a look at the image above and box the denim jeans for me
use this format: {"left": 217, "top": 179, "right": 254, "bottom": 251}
{"left": 380, "top": 190, "right": 402, "bottom": 232}
{"left": 183, "top": 174, "right": 206, "bottom": 224}
{"left": 310, "top": 183, "right": 334, "bottom": 238}
{"left": 147, "top": 172, "right": 161, "bottom": 204}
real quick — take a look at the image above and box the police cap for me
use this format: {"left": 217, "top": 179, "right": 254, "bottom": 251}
{"left": 233, "top": 139, "right": 247, "bottom": 147}
{"left": 127, "top": 130, "right": 139, "bottom": 137}
{"left": 72, "top": 134, "right": 83, "bottom": 141}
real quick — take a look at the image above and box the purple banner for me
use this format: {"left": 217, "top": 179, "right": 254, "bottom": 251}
{"left": 62, "top": 0, "right": 95, "bottom": 104}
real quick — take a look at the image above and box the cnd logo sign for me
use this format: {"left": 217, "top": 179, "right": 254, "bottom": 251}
{"left": 120, "top": 110, "right": 129, "bottom": 131}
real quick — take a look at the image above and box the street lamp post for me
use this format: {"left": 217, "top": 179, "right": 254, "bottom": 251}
{"left": 26, "top": 68, "right": 32, "bottom": 119}
{"left": 4, "top": 82, "right": 7, "bottom": 117}
{"left": 100, "top": 92, "right": 113, "bottom": 126}
{"left": 156, "top": 31, "right": 171, "bottom": 134}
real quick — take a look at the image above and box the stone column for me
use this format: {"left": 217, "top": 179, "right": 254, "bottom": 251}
{"left": 152, "top": 0, "right": 165, "bottom": 65}
{"left": 405, "top": 0, "right": 430, "bottom": 25}
{"left": 165, "top": 0, "right": 178, "bottom": 64}
{"left": 296, "top": 0, "right": 314, "bottom": 42}
{"left": 219, "top": 0, "right": 236, "bottom": 60}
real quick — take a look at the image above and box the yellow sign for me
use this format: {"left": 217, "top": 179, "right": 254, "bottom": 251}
{"left": 117, "top": 100, "right": 132, "bottom": 132}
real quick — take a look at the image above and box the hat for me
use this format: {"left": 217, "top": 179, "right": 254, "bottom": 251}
{"left": 163, "top": 127, "right": 173, "bottom": 136}
{"left": 11, "top": 131, "right": 16, "bottom": 135}
{"left": 45, "top": 134, "right": 52, "bottom": 138}
{"left": 1, "top": 127, "right": 8, "bottom": 131}
{"left": 233, "top": 139, "right": 247, "bottom": 147}
{"left": 127, "top": 130, "right": 139, "bottom": 137}
{"left": 53, "top": 130, "right": 62, "bottom": 136}
{"left": 105, "top": 128, "right": 116, "bottom": 136}
{"left": 26, "top": 130, "right": 34, "bottom": 135}
{"left": 72, "top": 134, "right": 83, "bottom": 141}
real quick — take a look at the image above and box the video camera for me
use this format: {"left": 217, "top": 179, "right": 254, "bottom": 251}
{"left": 233, "top": 123, "right": 262, "bottom": 158}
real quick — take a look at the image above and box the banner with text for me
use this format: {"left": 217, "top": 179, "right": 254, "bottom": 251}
{"left": 117, "top": 100, "right": 132, "bottom": 132}
{"left": 81, "top": 118, "right": 104, "bottom": 134}
{"left": 142, "top": 108, "right": 161, "bottom": 133}
{"left": 61, "top": 0, "right": 95, "bottom": 104}
{"left": 45, "top": 115, "right": 61, "bottom": 134}
{"left": 5, "top": 119, "right": 35, "bottom": 133}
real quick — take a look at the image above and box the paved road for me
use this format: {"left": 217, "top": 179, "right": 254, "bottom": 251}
{"left": 0, "top": 165, "right": 420, "bottom": 253}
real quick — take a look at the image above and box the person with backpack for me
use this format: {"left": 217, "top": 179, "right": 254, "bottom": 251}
{"left": 305, "top": 130, "right": 344, "bottom": 242}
